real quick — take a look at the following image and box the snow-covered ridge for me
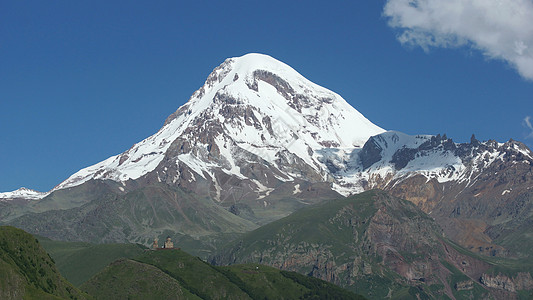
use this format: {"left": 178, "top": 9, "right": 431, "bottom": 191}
{"left": 323, "top": 131, "right": 533, "bottom": 196}
{"left": 0, "top": 187, "right": 49, "bottom": 201}
{"left": 363, "top": 131, "right": 465, "bottom": 183}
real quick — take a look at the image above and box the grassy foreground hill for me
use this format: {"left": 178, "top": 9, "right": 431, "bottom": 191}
{"left": 37, "top": 237, "right": 146, "bottom": 286}
{"left": 0, "top": 226, "right": 89, "bottom": 300}
{"left": 81, "top": 249, "right": 365, "bottom": 299}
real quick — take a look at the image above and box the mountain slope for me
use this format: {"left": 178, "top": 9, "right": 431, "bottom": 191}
{"left": 10, "top": 184, "right": 257, "bottom": 257}
{"left": 0, "top": 226, "right": 89, "bottom": 300}
{"left": 212, "top": 190, "right": 532, "bottom": 299}
{"left": 348, "top": 133, "right": 533, "bottom": 257}
{"left": 2, "top": 53, "right": 385, "bottom": 250}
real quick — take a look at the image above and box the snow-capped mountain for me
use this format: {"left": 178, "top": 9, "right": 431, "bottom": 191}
{"left": 4, "top": 53, "right": 532, "bottom": 206}
{"left": 52, "top": 53, "right": 385, "bottom": 201}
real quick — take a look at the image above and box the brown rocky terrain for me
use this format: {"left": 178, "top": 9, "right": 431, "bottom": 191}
{"left": 378, "top": 138, "right": 533, "bottom": 258}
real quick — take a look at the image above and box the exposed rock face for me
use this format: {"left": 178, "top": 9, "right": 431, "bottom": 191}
{"left": 359, "top": 136, "right": 384, "bottom": 170}
{"left": 384, "top": 139, "right": 533, "bottom": 257}
{"left": 455, "top": 280, "right": 474, "bottom": 291}
{"left": 481, "top": 272, "right": 533, "bottom": 292}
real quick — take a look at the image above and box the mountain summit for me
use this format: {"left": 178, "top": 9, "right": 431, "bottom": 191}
{"left": 53, "top": 53, "right": 385, "bottom": 199}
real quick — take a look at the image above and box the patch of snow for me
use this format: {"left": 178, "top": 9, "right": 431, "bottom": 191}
{"left": 293, "top": 184, "right": 301, "bottom": 195}
{"left": 177, "top": 154, "right": 210, "bottom": 180}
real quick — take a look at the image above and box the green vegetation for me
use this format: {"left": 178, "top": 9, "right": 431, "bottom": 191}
{"left": 81, "top": 249, "right": 365, "bottom": 299}
{"left": 218, "top": 189, "right": 378, "bottom": 261}
{"left": 517, "top": 289, "right": 533, "bottom": 300}
{"left": 444, "top": 237, "right": 533, "bottom": 279}
{"left": 0, "top": 180, "right": 118, "bottom": 224}
{"left": 6, "top": 187, "right": 533, "bottom": 299}
{"left": 214, "top": 264, "right": 307, "bottom": 299}
{"left": 135, "top": 250, "right": 250, "bottom": 299}
{"left": 212, "top": 190, "right": 533, "bottom": 299}
{"left": 0, "top": 226, "right": 89, "bottom": 299}
{"left": 80, "top": 259, "right": 200, "bottom": 300}
{"left": 2, "top": 226, "right": 363, "bottom": 299}
{"left": 439, "top": 260, "right": 491, "bottom": 299}
{"left": 37, "top": 236, "right": 146, "bottom": 286}
{"left": 279, "top": 269, "right": 366, "bottom": 299}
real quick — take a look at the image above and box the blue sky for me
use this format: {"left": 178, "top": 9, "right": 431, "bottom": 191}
{"left": 1, "top": 0, "right": 533, "bottom": 192}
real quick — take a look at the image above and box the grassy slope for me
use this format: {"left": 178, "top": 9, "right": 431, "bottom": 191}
{"left": 0, "top": 226, "right": 89, "bottom": 300}
{"left": 0, "top": 181, "right": 118, "bottom": 224}
{"left": 221, "top": 263, "right": 365, "bottom": 299}
{"left": 219, "top": 188, "right": 378, "bottom": 259}
{"left": 493, "top": 218, "right": 533, "bottom": 259}
{"left": 135, "top": 250, "right": 252, "bottom": 299}
{"left": 80, "top": 258, "right": 200, "bottom": 300}
{"left": 80, "top": 249, "right": 365, "bottom": 300}
{"left": 38, "top": 236, "right": 146, "bottom": 286}
{"left": 445, "top": 237, "right": 533, "bottom": 275}
{"left": 35, "top": 233, "right": 364, "bottom": 299}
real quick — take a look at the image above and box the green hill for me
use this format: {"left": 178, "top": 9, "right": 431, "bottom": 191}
{"left": 80, "top": 258, "right": 200, "bottom": 300}
{"left": 81, "top": 249, "right": 365, "bottom": 300}
{"left": 37, "top": 236, "right": 146, "bottom": 286}
{"left": 0, "top": 226, "right": 89, "bottom": 300}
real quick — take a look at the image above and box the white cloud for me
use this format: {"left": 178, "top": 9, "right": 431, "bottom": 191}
{"left": 383, "top": 0, "right": 533, "bottom": 80}
{"left": 524, "top": 116, "right": 533, "bottom": 138}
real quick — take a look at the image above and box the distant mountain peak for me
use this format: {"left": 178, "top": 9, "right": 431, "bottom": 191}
{"left": 0, "top": 187, "right": 49, "bottom": 201}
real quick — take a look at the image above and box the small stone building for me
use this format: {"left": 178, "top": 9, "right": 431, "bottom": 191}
{"left": 163, "top": 236, "right": 174, "bottom": 249}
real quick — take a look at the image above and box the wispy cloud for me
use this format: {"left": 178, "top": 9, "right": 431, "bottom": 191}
{"left": 383, "top": 0, "right": 533, "bottom": 80}
{"left": 524, "top": 116, "right": 533, "bottom": 139}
